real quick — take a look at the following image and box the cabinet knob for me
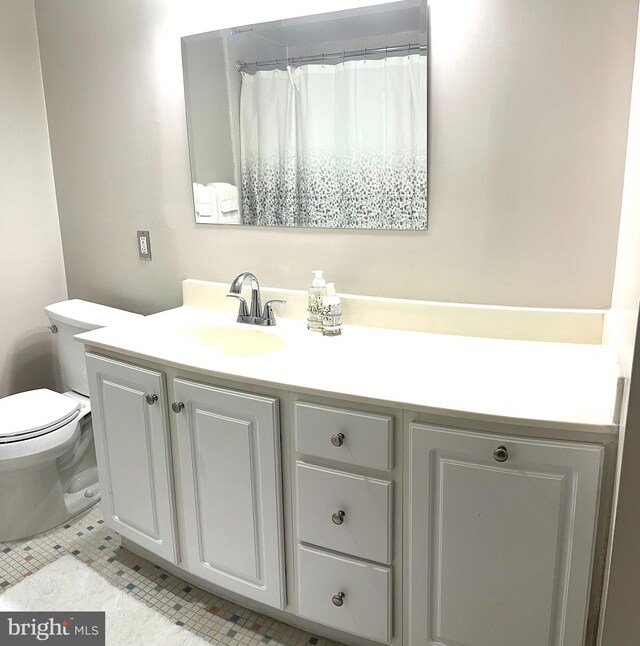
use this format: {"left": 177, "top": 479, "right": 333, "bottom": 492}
{"left": 145, "top": 393, "right": 158, "bottom": 405}
{"left": 172, "top": 402, "right": 185, "bottom": 413}
{"left": 493, "top": 445, "right": 509, "bottom": 462}
{"left": 331, "top": 510, "right": 345, "bottom": 525}
{"left": 332, "top": 592, "right": 345, "bottom": 607}
{"left": 331, "top": 432, "right": 345, "bottom": 447}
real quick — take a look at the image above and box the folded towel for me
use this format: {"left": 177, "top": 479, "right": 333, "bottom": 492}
{"left": 193, "top": 183, "right": 208, "bottom": 203}
{"left": 220, "top": 200, "right": 236, "bottom": 213}
{"left": 196, "top": 205, "right": 213, "bottom": 216}
{"left": 209, "top": 182, "right": 238, "bottom": 202}
{"left": 208, "top": 182, "right": 239, "bottom": 214}
{"left": 193, "top": 183, "right": 214, "bottom": 217}
{"left": 219, "top": 209, "right": 241, "bottom": 224}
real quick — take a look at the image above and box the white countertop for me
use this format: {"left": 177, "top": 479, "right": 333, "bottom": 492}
{"left": 76, "top": 305, "right": 621, "bottom": 433}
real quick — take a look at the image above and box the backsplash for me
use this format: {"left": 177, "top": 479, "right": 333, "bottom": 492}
{"left": 182, "top": 279, "right": 606, "bottom": 344}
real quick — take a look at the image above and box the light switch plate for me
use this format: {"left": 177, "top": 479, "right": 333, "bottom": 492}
{"left": 137, "top": 230, "right": 152, "bottom": 261}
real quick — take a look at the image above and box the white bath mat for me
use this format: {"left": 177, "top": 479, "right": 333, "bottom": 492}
{"left": 0, "top": 555, "right": 213, "bottom": 645}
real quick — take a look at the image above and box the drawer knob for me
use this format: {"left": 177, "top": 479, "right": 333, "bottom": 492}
{"left": 331, "top": 432, "right": 345, "bottom": 447}
{"left": 172, "top": 401, "right": 185, "bottom": 413}
{"left": 331, "top": 510, "right": 345, "bottom": 525}
{"left": 332, "top": 592, "right": 345, "bottom": 607}
{"left": 493, "top": 445, "right": 509, "bottom": 462}
{"left": 145, "top": 393, "right": 158, "bottom": 405}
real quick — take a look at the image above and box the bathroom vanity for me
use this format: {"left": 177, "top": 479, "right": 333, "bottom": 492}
{"left": 77, "top": 281, "right": 619, "bottom": 646}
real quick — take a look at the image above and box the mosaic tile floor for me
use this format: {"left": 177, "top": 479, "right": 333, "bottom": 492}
{"left": 0, "top": 503, "right": 343, "bottom": 646}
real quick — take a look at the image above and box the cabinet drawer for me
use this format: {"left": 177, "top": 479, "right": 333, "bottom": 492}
{"left": 297, "top": 544, "right": 392, "bottom": 644}
{"left": 297, "top": 462, "right": 392, "bottom": 564}
{"left": 295, "top": 402, "right": 393, "bottom": 470}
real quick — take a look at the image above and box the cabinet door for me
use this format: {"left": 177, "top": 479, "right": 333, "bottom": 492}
{"left": 408, "top": 423, "right": 603, "bottom": 646}
{"left": 173, "top": 378, "right": 285, "bottom": 609}
{"left": 86, "top": 353, "right": 177, "bottom": 563}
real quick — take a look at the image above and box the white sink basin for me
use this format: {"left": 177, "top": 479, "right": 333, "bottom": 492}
{"left": 179, "top": 326, "right": 285, "bottom": 357}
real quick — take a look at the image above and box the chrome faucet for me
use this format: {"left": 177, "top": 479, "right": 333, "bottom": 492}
{"left": 226, "top": 272, "right": 286, "bottom": 326}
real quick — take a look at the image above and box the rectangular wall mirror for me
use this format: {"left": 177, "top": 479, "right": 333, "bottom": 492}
{"left": 181, "top": 0, "right": 428, "bottom": 229}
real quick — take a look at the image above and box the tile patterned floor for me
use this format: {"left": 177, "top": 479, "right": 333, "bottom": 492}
{"left": 0, "top": 503, "right": 343, "bottom": 646}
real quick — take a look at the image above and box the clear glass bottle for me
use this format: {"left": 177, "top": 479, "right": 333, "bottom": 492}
{"left": 321, "top": 283, "right": 342, "bottom": 336}
{"left": 307, "top": 269, "right": 327, "bottom": 332}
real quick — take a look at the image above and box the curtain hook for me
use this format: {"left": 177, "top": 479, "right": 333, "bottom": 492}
{"left": 321, "top": 52, "right": 325, "bottom": 68}
{"left": 364, "top": 47, "right": 368, "bottom": 63}
{"left": 342, "top": 51, "right": 346, "bottom": 65}
{"left": 385, "top": 45, "right": 389, "bottom": 58}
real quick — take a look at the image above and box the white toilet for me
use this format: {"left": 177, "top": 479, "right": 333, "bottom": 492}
{"left": 0, "top": 299, "right": 142, "bottom": 542}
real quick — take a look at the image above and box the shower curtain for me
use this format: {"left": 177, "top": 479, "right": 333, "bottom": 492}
{"left": 240, "top": 55, "right": 427, "bottom": 229}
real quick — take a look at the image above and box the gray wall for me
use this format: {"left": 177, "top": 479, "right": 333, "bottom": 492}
{"left": 0, "top": 0, "right": 67, "bottom": 397}
{"left": 182, "top": 35, "right": 236, "bottom": 186}
{"left": 34, "top": 0, "right": 639, "bottom": 314}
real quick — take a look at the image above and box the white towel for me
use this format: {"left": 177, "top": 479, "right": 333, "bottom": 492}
{"left": 193, "top": 183, "right": 213, "bottom": 217}
{"left": 208, "top": 182, "right": 239, "bottom": 214}
{"left": 219, "top": 209, "right": 242, "bottom": 224}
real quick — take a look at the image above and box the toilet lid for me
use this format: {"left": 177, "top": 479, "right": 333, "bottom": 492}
{"left": 0, "top": 389, "right": 81, "bottom": 443}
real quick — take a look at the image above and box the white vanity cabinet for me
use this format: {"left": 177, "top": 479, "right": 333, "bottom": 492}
{"left": 171, "top": 378, "right": 286, "bottom": 610}
{"left": 83, "top": 343, "right": 609, "bottom": 646}
{"left": 85, "top": 353, "right": 178, "bottom": 563}
{"left": 408, "top": 423, "right": 604, "bottom": 646}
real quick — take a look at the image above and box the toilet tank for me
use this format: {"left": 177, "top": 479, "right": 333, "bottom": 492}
{"left": 45, "top": 299, "right": 143, "bottom": 396}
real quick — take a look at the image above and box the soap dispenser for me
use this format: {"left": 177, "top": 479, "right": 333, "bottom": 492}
{"left": 321, "top": 282, "right": 342, "bottom": 336}
{"left": 307, "top": 270, "right": 327, "bottom": 332}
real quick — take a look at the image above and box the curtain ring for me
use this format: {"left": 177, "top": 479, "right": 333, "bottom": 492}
{"left": 385, "top": 45, "right": 389, "bottom": 58}
{"left": 342, "top": 51, "right": 346, "bottom": 65}
{"left": 364, "top": 47, "right": 368, "bottom": 63}
{"left": 321, "top": 53, "right": 325, "bottom": 67}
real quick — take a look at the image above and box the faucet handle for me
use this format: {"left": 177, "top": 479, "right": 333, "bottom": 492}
{"left": 226, "top": 293, "right": 249, "bottom": 317}
{"left": 262, "top": 299, "right": 286, "bottom": 323}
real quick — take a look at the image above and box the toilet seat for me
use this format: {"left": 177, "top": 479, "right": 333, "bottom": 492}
{"left": 0, "top": 389, "right": 81, "bottom": 443}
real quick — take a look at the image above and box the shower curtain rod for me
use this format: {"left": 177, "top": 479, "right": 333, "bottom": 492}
{"left": 236, "top": 43, "right": 427, "bottom": 72}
